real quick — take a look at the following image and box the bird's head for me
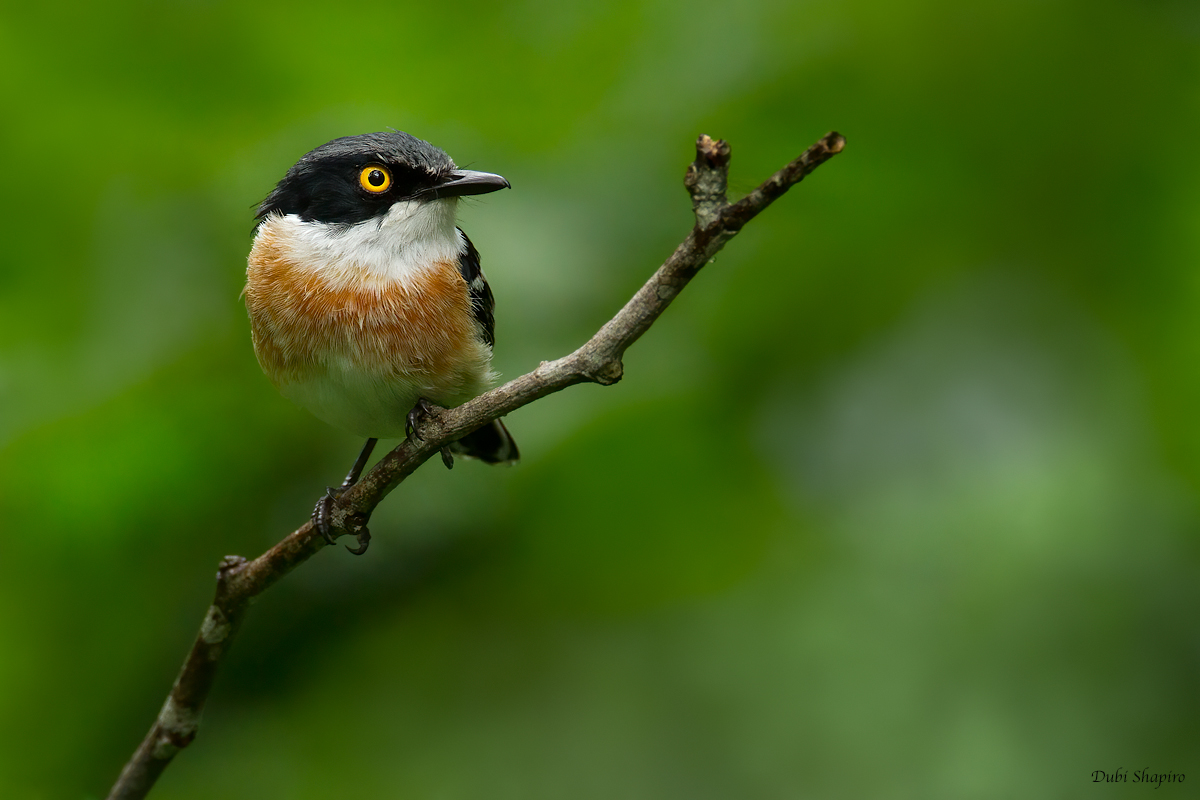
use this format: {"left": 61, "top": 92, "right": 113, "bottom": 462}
{"left": 256, "top": 130, "right": 510, "bottom": 230}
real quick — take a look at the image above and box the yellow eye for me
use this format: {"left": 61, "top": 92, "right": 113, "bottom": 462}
{"left": 359, "top": 165, "right": 391, "bottom": 193}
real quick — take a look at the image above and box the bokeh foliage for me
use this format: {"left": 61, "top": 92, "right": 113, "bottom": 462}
{"left": 2, "top": 0, "right": 1199, "bottom": 797}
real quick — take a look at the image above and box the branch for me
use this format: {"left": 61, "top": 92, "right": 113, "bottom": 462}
{"left": 105, "top": 131, "right": 845, "bottom": 800}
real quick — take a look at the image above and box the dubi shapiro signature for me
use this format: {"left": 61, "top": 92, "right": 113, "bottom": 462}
{"left": 1092, "top": 769, "right": 1184, "bottom": 788}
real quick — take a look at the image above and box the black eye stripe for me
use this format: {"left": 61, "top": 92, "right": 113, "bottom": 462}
{"left": 261, "top": 159, "right": 444, "bottom": 224}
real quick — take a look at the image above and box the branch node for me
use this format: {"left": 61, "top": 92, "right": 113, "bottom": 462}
{"left": 686, "top": 134, "right": 731, "bottom": 228}
{"left": 151, "top": 738, "right": 181, "bottom": 761}
{"left": 696, "top": 133, "right": 731, "bottom": 168}
{"left": 199, "top": 605, "right": 232, "bottom": 646}
{"left": 588, "top": 359, "right": 624, "bottom": 386}
{"left": 216, "top": 555, "right": 246, "bottom": 579}
{"left": 155, "top": 696, "right": 200, "bottom": 754}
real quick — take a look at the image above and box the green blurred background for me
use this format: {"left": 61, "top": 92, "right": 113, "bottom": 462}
{"left": 2, "top": 0, "right": 1198, "bottom": 797}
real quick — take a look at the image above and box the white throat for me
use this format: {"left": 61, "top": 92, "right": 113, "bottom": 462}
{"left": 263, "top": 197, "right": 465, "bottom": 284}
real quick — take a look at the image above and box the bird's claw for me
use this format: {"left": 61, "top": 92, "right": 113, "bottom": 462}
{"left": 345, "top": 526, "right": 371, "bottom": 555}
{"left": 406, "top": 399, "right": 454, "bottom": 470}
{"left": 313, "top": 487, "right": 340, "bottom": 546}
{"left": 405, "top": 397, "right": 440, "bottom": 441}
{"left": 312, "top": 488, "right": 373, "bottom": 555}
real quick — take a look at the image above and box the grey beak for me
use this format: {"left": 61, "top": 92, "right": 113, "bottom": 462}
{"left": 427, "top": 169, "right": 511, "bottom": 199}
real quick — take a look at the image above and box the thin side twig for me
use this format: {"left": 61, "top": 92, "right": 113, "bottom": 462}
{"left": 106, "top": 130, "right": 845, "bottom": 800}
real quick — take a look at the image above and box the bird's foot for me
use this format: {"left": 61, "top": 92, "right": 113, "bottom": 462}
{"left": 405, "top": 397, "right": 442, "bottom": 440}
{"left": 312, "top": 487, "right": 373, "bottom": 555}
{"left": 405, "top": 399, "right": 455, "bottom": 470}
{"left": 313, "top": 487, "right": 340, "bottom": 546}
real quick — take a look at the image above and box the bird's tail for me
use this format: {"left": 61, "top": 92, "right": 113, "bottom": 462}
{"left": 449, "top": 419, "right": 519, "bottom": 464}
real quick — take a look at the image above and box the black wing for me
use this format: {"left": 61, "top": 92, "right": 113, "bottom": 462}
{"left": 457, "top": 229, "right": 496, "bottom": 348}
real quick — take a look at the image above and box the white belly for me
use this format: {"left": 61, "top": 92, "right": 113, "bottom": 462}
{"left": 279, "top": 356, "right": 491, "bottom": 439}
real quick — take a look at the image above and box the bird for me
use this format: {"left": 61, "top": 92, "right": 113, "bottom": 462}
{"left": 243, "top": 130, "right": 517, "bottom": 554}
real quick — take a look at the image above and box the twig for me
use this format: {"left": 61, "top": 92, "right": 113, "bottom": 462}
{"left": 105, "top": 131, "right": 845, "bottom": 799}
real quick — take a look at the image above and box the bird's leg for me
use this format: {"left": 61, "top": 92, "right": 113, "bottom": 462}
{"left": 313, "top": 437, "right": 378, "bottom": 554}
{"left": 406, "top": 397, "right": 455, "bottom": 470}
